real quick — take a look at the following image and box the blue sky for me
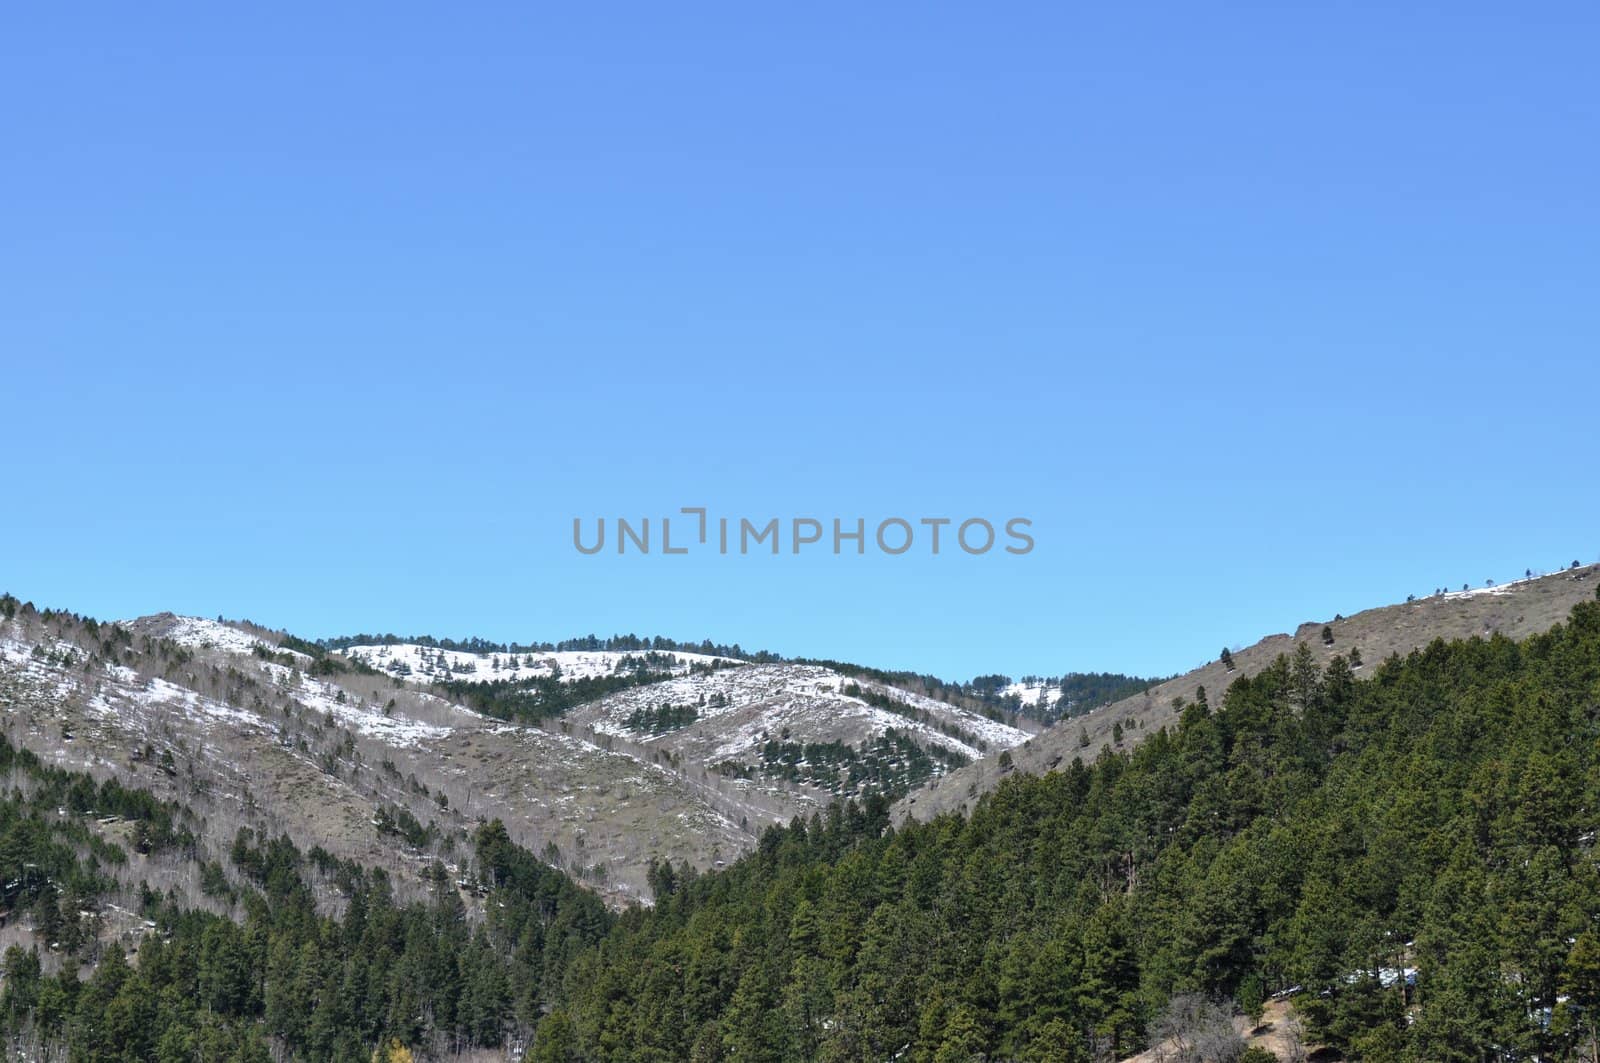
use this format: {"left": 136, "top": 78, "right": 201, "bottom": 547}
{"left": 3, "top": 3, "right": 1597, "bottom": 681}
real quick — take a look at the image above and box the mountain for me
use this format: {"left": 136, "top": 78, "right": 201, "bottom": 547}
{"left": 0, "top": 605, "right": 1023, "bottom": 905}
{"left": 896, "top": 562, "right": 1600, "bottom": 826}
{"left": 4, "top": 569, "right": 1600, "bottom": 1058}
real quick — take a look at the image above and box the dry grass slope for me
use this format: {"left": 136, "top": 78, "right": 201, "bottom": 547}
{"left": 896, "top": 564, "right": 1600, "bottom": 824}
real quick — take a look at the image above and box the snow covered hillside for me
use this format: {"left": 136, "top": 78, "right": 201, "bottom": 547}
{"left": 566, "top": 663, "right": 1029, "bottom": 801}
{"left": 0, "top": 611, "right": 775, "bottom": 904}
{"left": 339, "top": 642, "right": 740, "bottom": 684}
{"left": 0, "top": 607, "right": 1023, "bottom": 904}
{"left": 337, "top": 639, "right": 1029, "bottom": 805}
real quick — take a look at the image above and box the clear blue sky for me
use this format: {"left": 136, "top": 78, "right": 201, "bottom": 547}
{"left": 4, "top": 4, "right": 1597, "bottom": 681}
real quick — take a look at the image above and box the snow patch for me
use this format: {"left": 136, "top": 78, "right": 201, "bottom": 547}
{"left": 339, "top": 643, "right": 741, "bottom": 685}
{"left": 1000, "top": 681, "right": 1057, "bottom": 708}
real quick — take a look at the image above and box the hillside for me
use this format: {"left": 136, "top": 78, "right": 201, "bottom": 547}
{"left": 335, "top": 640, "right": 1028, "bottom": 807}
{"left": 504, "top": 588, "right": 1600, "bottom": 1061}
{"left": 0, "top": 605, "right": 1020, "bottom": 905}
{"left": 565, "top": 663, "right": 1027, "bottom": 801}
{"left": 5, "top": 578, "right": 1600, "bottom": 1059}
{"left": 897, "top": 563, "right": 1600, "bottom": 825}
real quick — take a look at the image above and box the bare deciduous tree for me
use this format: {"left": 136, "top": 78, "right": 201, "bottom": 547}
{"left": 1151, "top": 994, "right": 1244, "bottom": 1063}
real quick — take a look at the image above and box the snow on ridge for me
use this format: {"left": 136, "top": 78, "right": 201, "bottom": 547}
{"left": 118, "top": 615, "right": 276, "bottom": 657}
{"left": 870, "top": 682, "right": 1031, "bottom": 748}
{"left": 581, "top": 664, "right": 843, "bottom": 733}
{"left": 339, "top": 643, "right": 741, "bottom": 686}
{"left": 1440, "top": 585, "right": 1515, "bottom": 601}
{"left": 1437, "top": 572, "right": 1547, "bottom": 601}
{"left": 79, "top": 653, "right": 452, "bottom": 749}
{"left": 1000, "top": 681, "right": 1056, "bottom": 708}
{"left": 579, "top": 663, "right": 1030, "bottom": 758}
{"left": 165, "top": 616, "right": 268, "bottom": 654}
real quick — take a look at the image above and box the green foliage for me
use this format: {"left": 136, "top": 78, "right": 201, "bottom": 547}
{"left": 439, "top": 671, "right": 680, "bottom": 723}
{"left": 759, "top": 728, "right": 968, "bottom": 800}
{"left": 528, "top": 601, "right": 1600, "bottom": 1060}
{"left": 1049, "top": 672, "right": 1160, "bottom": 719}
{"left": 0, "top": 734, "right": 198, "bottom": 953}
{"left": 254, "top": 635, "right": 381, "bottom": 677}
{"left": 0, "top": 803, "right": 609, "bottom": 1059}
{"left": 828, "top": 663, "right": 1156, "bottom": 726}
{"left": 624, "top": 701, "right": 699, "bottom": 735}
{"left": 372, "top": 804, "right": 435, "bottom": 849}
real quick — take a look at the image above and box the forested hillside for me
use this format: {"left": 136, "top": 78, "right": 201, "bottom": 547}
{"left": 527, "top": 594, "right": 1600, "bottom": 1061}
{"left": 905, "top": 564, "right": 1600, "bottom": 826}
{"left": 0, "top": 725, "right": 609, "bottom": 1060}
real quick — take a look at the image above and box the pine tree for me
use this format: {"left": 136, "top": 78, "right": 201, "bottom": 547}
{"left": 530, "top": 1009, "right": 582, "bottom": 1062}
{"left": 1561, "top": 932, "right": 1600, "bottom": 1061}
{"left": 1078, "top": 898, "right": 1140, "bottom": 1055}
